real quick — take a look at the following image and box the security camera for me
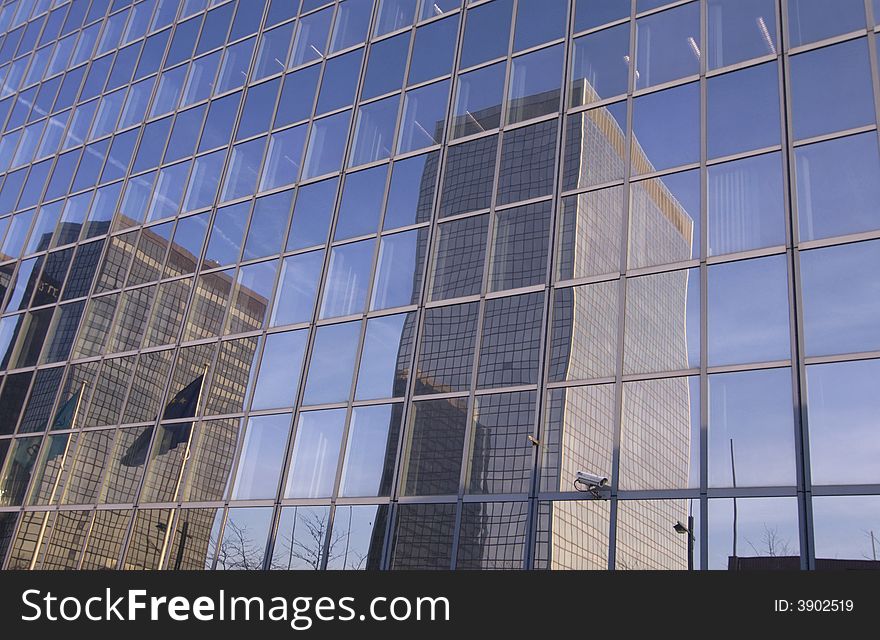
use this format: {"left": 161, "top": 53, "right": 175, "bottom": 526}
{"left": 575, "top": 471, "right": 609, "bottom": 488}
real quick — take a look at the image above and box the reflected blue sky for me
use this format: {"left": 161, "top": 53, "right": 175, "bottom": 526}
{"left": 708, "top": 368, "right": 796, "bottom": 487}
{"left": 807, "top": 359, "right": 880, "bottom": 486}
{"left": 708, "top": 497, "right": 800, "bottom": 568}
{"left": 708, "top": 255, "right": 790, "bottom": 366}
{"left": 813, "top": 496, "right": 880, "bottom": 561}
{"left": 801, "top": 240, "right": 880, "bottom": 357}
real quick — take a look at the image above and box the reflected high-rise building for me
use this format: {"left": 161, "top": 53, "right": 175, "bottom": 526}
{"left": 0, "top": 0, "right": 874, "bottom": 572}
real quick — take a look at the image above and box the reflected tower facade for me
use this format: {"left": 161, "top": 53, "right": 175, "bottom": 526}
{"left": 2, "top": 0, "right": 880, "bottom": 571}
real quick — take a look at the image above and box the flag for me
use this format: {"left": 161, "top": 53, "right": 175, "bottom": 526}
{"left": 120, "top": 374, "right": 204, "bottom": 467}
{"left": 51, "top": 387, "right": 82, "bottom": 430}
{"left": 120, "top": 427, "right": 152, "bottom": 468}
{"left": 161, "top": 375, "right": 204, "bottom": 421}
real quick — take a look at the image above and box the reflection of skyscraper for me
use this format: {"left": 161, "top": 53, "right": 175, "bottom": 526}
{"left": 545, "top": 85, "right": 695, "bottom": 570}
{"left": 2, "top": 221, "right": 263, "bottom": 570}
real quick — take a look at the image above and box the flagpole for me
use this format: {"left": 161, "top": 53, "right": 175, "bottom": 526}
{"left": 158, "top": 364, "right": 210, "bottom": 569}
{"left": 29, "top": 382, "right": 87, "bottom": 570}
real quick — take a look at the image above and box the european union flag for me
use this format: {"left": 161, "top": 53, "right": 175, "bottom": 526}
{"left": 161, "top": 375, "right": 204, "bottom": 421}
{"left": 120, "top": 427, "right": 152, "bottom": 468}
{"left": 120, "top": 375, "right": 204, "bottom": 467}
{"left": 51, "top": 387, "right": 83, "bottom": 430}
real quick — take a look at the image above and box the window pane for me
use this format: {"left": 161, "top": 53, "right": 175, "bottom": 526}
{"left": 409, "top": 15, "right": 457, "bottom": 85}
{"left": 708, "top": 152, "right": 786, "bottom": 256}
{"left": 490, "top": 200, "right": 551, "bottom": 291}
{"left": 231, "top": 414, "right": 291, "bottom": 500}
{"left": 795, "top": 133, "right": 880, "bottom": 242}
{"left": 336, "top": 165, "right": 388, "bottom": 240}
{"left": 260, "top": 125, "right": 307, "bottom": 191}
{"left": 477, "top": 292, "right": 543, "bottom": 388}
{"left": 549, "top": 281, "right": 619, "bottom": 381}
{"left": 216, "top": 507, "right": 272, "bottom": 570}
{"left": 801, "top": 240, "right": 880, "bottom": 357}
{"left": 460, "top": 0, "right": 513, "bottom": 69}
{"left": 808, "top": 360, "right": 880, "bottom": 486}
{"left": 440, "top": 135, "right": 498, "bottom": 217}
{"left": 574, "top": 0, "right": 629, "bottom": 32}
{"left": 787, "top": 0, "right": 866, "bottom": 47}
{"left": 506, "top": 44, "right": 563, "bottom": 125}
{"left": 467, "top": 391, "right": 534, "bottom": 494}
{"left": 303, "top": 110, "right": 351, "bottom": 179}
{"left": 237, "top": 79, "right": 280, "bottom": 140}
{"left": 708, "top": 62, "right": 780, "bottom": 159}
{"left": 287, "top": 178, "right": 338, "bottom": 250}
{"left": 708, "top": 497, "right": 799, "bottom": 569}
{"left": 513, "top": 0, "right": 566, "bottom": 51}
{"left": 397, "top": 80, "right": 449, "bottom": 154}
{"left": 254, "top": 22, "right": 293, "bottom": 80}
{"left": 216, "top": 37, "right": 255, "bottom": 94}
{"left": 616, "top": 499, "right": 693, "bottom": 570}
{"left": 377, "top": 148, "right": 431, "bottom": 224}
{"left": 376, "top": 0, "right": 417, "bottom": 36}
{"left": 402, "top": 397, "right": 467, "bottom": 495}
{"left": 562, "top": 102, "right": 627, "bottom": 191}
{"left": 276, "top": 67, "right": 320, "bottom": 127}
{"left": 183, "top": 150, "right": 223, "bottom": 212}
{"left": 319, "top": 239, "right": 375, "bottom": 318}
{"left": 789, "top": 38, "right": 874, "bottom": 141}
{"left": 708, "top": 368, "right": 795, "bottom": 488}
{"left": 707, "top": 0, "right": 778, "bottom": 69}
{"left": 285, "top": 408, "right": 345, "bottom": 498}
{"left": 326, "top": 505, "right": 388, "bottom": 570}
{"left": 251, "top": 330, "right": 308, "bottom": 410}
{"left": 331, "top": 0, "right": 373, "bottom": 52}
{"left": 534, "top": 500, "right": 611, "bottom": 569}
{"left": 362, "top": 33, "right": 408, "bottom": 100}
{"left": 556, "top": 187, "right": 624, "bottom": 280}
{"left": 391, "top": 502, "right": 455, "bottom": 569}
{"left": 316, "top": 48, "right": 363, "bottom": 114}
{"left": 634, "top": 2, "right": 700, "bottom": 89}
{"left": 204, "top": 201, "right": 249, "bottom": 268}
{"left": 620, "top": 377, "right": 699, "bottom": 490}
{"left": 291, "top": 7, "right": 333, "bottom": 67}
{"left": 416, "top": 302, "right": 478, "bottom": 394}
{"left": 303, "top": 320, "right": 361, "bottom": 405}
{"left": 356, "top": 313, "right": 415, "bottom": 400}
{"left": 497, "top": 119, "right": 557, "bottom": 205}
{"left": 271, "top": 250, "right": 324, "bottom": 327}
{"left": 221, "top": 137, "right": 266, "bottom": 202}
{"left": 813, "top": 496, "right": 880, "bottom": 565}
{"left": 0, "top": 437, "right": 41, "bottom": 505}
{"left": 707, "top": 255, "right": 790, "bottom": 366}
{"left": 350, "top": 96, "right": 398, "bottom": 167}
{"left": 371, "top": 229, "right": 427, "bottom": 310}
{"left": 628, "top": 169, "right": 700, "bottom": 268}
{"left": 270, "top": 505, "right": 331, "bottom": 569}
{"left": 623, "top": 268, "right": 699, "bottom": 374}
{"left": 456, "top": 501, "right": 528, "bottom": 569}
{"left": 452, "top": 61, "right": 505, "bottom": 138}
{"left": 243, "top": 190, "right": 293, "bottom": 260}
{"left": 571, "top": 24, "right": 630, "bottom": 107}
{"left": 430, "top": 214, "right": 488, "bottom": 300}
{"left": 631, "top": 82, "right": 700, "bottom": 173}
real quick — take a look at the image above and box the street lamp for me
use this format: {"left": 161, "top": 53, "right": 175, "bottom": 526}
{"left": 673, "top": 516, "right": 695, "bottom": 571}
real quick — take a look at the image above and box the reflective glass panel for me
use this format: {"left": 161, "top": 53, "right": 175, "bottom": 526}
{"left": 707, "top": 255, "right": 791, "bottom": 366}
{"left": 285, "top": 408, "right": 346, "bottom": 498}
{"left": 801, "top": 241, "right": 880, "bottom": 357}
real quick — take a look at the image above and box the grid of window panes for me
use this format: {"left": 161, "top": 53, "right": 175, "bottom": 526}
{"left": 0, "top": 0, "right": 879, "bottom": 571}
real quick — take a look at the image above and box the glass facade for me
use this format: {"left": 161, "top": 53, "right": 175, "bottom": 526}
{"left": 0, "top": 0, "right": 878, "bottom": 571}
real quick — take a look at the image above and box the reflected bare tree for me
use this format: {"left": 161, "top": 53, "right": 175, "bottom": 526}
{"left": 271, "top": 509, "right": 350, "bottom": 570}
{"left": 746, "top": 524, "right": 793, "bottom": 557}
{"left": 215, "top": 521, "right": 265, "bottom": 570}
